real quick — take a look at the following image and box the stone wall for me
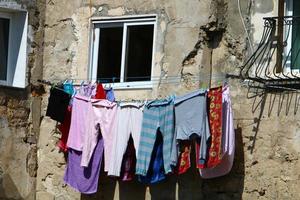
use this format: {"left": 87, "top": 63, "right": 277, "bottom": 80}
{"left": 36, "top": 0, "right": 300, "bottom": 199}
{"left": 0, "top": 0, "right": 45, "bottom": 199}
{"left": 1, "top": 0, "right": 300, "bottom": 199}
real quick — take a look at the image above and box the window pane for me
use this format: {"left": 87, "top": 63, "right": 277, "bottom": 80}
{"left": 0, "top": 18, "right": 9, "bottom": 81}
{"left": 97, "top": 27, "right": 123, "bottom": 83}
{"left": 124, "top": 25, "right": 154, "bottom": 82}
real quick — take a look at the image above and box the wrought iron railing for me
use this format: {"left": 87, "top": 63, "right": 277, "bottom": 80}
{"left": 240, "top": 16, "right": 300, "bottom": 91}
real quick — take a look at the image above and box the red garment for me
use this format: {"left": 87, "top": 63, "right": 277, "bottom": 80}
{"left": 120, "top": 136, "right": 136, "bottom": 181}
{"left": 94, "top": 83, "right": 106, "bottom": 99}
{"left": 57, "top": 106, "right": 72, "bottom": 152}
{"left": 206, "top": 86, "right": 223, "bottom": 168}
{"left": 195, "top": 141, "right": 205, "bottom": 169}
{"left": 177, "top": 140, "right": 191, "bottom": 174}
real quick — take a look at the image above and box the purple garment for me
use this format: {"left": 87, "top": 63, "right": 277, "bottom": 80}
{"left": 64, "top": 137, "right": 104, "bottom": 194}
{"left": 199, "top": 85, "right": 235, "bottom": 178}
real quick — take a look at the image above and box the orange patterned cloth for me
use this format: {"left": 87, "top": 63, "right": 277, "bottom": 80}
{"left": 177, "top": 140, "right": 191, "bottom": 174}
{"left": 206, "top": 86, "right": 223, "bottom": 168}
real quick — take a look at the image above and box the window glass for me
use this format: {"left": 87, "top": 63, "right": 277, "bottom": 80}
{"left": 292, "top": 0, "right": 300, "bottom": 69}
{"left": 124, "top": 25, "right": 154, "bottom": 82}
{"left": 0, "top": 18, "right": 9, "bottom": 81}
{"left": 97, "top": 27, "right": 123, "bottom": 83}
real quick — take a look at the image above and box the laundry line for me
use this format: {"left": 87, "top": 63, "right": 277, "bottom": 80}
{"left": 39, "top": 74, "right": 234, "bottom": 87}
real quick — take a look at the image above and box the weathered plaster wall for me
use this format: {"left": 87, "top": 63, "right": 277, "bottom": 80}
{"left": 0, "top": 0, "right": 45, "bottom": 199}
{"left": 35, "top": 0, "right": 300, "bottom": 200}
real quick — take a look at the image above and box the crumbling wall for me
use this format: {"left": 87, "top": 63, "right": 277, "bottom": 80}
{"left": 36, "top": 0, "right": 300, "bottom": 200}
{"left": 0, "top": 0, "right": 45, "bottom": 199}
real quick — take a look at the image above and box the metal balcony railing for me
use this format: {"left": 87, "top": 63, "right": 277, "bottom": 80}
{"left": 240, "top": 16, "right": 300, "bottom": 91}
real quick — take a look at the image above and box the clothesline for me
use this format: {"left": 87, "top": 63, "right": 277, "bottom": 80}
{"left": 38, "top": 74, "right": 236, "bottom": 89}
{"left": 45, "top": 83, "right": 235, "bottom": 194}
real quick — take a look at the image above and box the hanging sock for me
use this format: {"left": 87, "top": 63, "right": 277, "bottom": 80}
{"left": 206, "top": 86, "right": 223, "bottom": 168}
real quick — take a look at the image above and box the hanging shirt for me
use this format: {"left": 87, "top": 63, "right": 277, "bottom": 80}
{"left": 199, "top": 85, "right": 235, "bottom": 178}
{"left": 46, "top": 87, "right": 71, "bottom": 123}
{"left": 171, "top": 90, "right": 210, "bottom": 167}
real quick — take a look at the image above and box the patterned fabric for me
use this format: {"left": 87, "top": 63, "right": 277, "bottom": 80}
{"left": 136, "top": 97, "right": 175, "bottom": 176}
{"left": 206, "top": 86, "right": 223, "bottom": 168}
{"left": 199, "top": 85, "right": 235, "bottom": 178}
{"left": 177, "top": 140, "right": 191, "bottom": 174}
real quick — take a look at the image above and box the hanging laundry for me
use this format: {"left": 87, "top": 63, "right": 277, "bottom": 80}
{"left": 63, "top": 80, "right": 75, "bottom": 95}
{"left": 171, "top": 90, "right": 210, "bottom": 168}
{"left": 199, "top": 85, "right": 235, "bottom": 178}
{"left": 136, "top": 97, "right": 175, "bottom": 176}
{"left": 64, "top": 136, "right": 104, "bottom": 194}
{"left": 104, "top": 87, "right": 115, "bottom": 102}
{"left": 78, "top": 82, "right": 97, "bottom": 97}
{"left": 94, "top": 83, "right": 106, "bottom": 99}
{"left": 57, "top": 105, "right": 72, "bottom": 152}
{"left": 138, "top": 131, "right": 166, "bottom": 184}
{"left": 119, "top": 136, "right": 136, "bottom": 181}
{"left": 108, "top": 102, "right": 144, "bottom": 177}
{"left": 46, "top": 86, "right": 71, "bottom": 123}
{"left": 177, "top": 140, "right": 192, "bottom": 175}
{"left": 67, "top": 95, "right": 91, "bottom": 151}
{"left": 81, "top": 99, "right": 117, "bottom": 169}
{"left": 206, "top": 86, "right": 223, "bottom": 168}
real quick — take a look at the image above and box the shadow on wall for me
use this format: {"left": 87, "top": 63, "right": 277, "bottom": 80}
{"left": 81, "top": 128, "right": 244, "bottom": 200}
{"left": 0, "top": 173, "right": 22, "bottom": 200}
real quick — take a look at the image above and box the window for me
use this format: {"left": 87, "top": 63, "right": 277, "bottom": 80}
{"left": 89, "top": 15, "right": 156, "bottom": 89}
{"left": 0, "top": 8, "right": 28, "bottom": 88}
{"left": 283, "top": 0, "right": 300, "bottom": 71}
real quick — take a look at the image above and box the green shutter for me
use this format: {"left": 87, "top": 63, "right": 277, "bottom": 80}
{"left": 292, "top": 0, "right": 300, "bottom": 69}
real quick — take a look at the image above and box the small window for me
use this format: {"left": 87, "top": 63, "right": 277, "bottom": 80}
{"left": 0, "top": 9, "right": 28, "bottom": 88}
{"left": 0, "top": 17, "right": 9, "bottom": 81}
{"left": 89, "top": 16, "right": 156, "bottom": 89}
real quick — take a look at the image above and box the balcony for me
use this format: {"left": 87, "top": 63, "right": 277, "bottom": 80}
{"left": 240, "top": 16, "right": 300, "bottom": 92}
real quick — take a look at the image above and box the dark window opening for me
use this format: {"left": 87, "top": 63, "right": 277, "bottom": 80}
{"left": 0, "top": 18, "right": 9, "bottom": 81}
{"left": 291, "top": 0, "right": 300, "bottom": 69}
{"left": 124, "top": 25, "right": 154, "bottom": 82}
{"left": 97, "top": 27, "right": 123, "bottom": 83}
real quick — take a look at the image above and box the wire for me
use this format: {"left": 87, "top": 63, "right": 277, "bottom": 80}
{"left": 238, "top": 0, "right": 254, "bottom": 53}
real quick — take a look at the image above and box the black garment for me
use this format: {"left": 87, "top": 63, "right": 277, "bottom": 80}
{"left": 46, "top": 87, "right": 71, "bottom": 123}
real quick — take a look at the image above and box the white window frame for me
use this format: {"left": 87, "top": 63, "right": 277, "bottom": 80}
{"left": 89, "top": 15, "right": 157, "bottom": 89}
{"left": 0, "top": 12, "right": 12, "bottom": 86}
{"left": 0, "top": 8, "right": 28, "bottom": 88}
